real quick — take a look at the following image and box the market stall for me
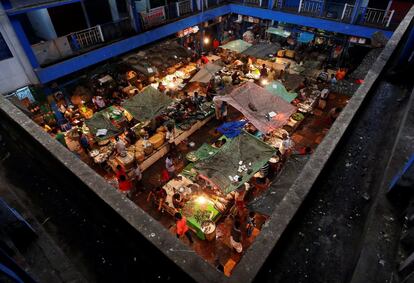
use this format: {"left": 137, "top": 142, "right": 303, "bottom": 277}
{"left": 266, "top": 27, "right": 291, "bottom": 38}
{"left": 213, "top": 82, "right": 297, "bottom": 133}
{"left": 194, "top": 131, "right": 276, "bottom": 194}
{"left": 220, "top": 39, "right": 252, "bottom": 53}
{"left": 162, "top": 175, "right": 226, "bottom": 240}
{"left": 265, "top": 81, "right": 298, "bottom": 103}
{"left": 242, "top": 42, "right": 281, "bottom": 59}
{"left": 121, "top": 86, "right": 173, "bottom": 122}
{"left": 85, "top": 106, "right": 126, "bottom": 140}
{"left": 189, "top": 63, "right": 223, "bottom": 84}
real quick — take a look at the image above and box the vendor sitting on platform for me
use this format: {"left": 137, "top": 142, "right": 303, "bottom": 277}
{"left": 232, "top": 71, "right": 241, "bottom": 85}
{"left": 173, "top": 193, "right": 185, "bottom": 209}
{"left": 213, "top": 138, "right": 227, "bottom": 148}
{"left": 192, "top": 92, "right": 202, "bottom": 109}
{"left": 252, "top": 175, "right": 270, "bottom": 191}
{"left": 336, "top": 68, "right": 346, "bottom": 81}
{"left": 260, "top": 64, "right": 268, "bottom": 78}
{"left": 92, "top": 95, "right": 106, "bottom": 110}
{"left": 317, "top": 68, "right": 329, "bottom": 83}
{"left": 125, "top": 128, "right": 137, "bottom": 144}
{"left": 147, "top": 187, "right": 167, "bottom": 211}
{"left": 115, "top": 136, "right": 126, "bottom": 156}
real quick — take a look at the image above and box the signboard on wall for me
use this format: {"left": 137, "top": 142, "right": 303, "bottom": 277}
{"left": 140, "top": 6, "right": 166, "bottom": 28}
{"left": 349, "top": 36, "right": 367, "bottom": 45}
{"left": 177, "top": 26, "right": 200, "bottom": 38}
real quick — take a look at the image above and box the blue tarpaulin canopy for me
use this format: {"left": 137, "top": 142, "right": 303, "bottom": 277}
{"left": 298, "top": 32, "right": 314, "bottom": 43}
{"left": 217, "top": 120, "right": 247, "bottom": 138}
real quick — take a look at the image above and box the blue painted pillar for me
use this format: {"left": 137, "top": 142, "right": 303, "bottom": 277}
{"left": 128, "top": 0, "right": 142, "bottom": 32}
{"left": 193, "top": 0, "right": 199, "bottom": 11}
{"left": 268, "top": 0, "right": 274, "bottom": 10}
{"left": 319, "top": 0, "right": 326, "bottom": 17}
{"left": 9, "top": 17, "right": 40, "bottom": 69}
{"left": 1, "top": 0, "right": 12, "bottom": 9}
{"left": 351, "top": 0, "right": 363, "bottom": 24}
{"left": 80, "top": 0, "right": 91, "bottom": 28}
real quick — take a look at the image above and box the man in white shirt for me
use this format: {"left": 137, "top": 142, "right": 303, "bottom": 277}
{"left": 165, "top": 155, "right": 176, "bottom": 178}
{"left": 280, "top": 133, "right": 294, "bottom": 155}
{"left": 115, "top": 136, "right": 126, "bottom": 156}
{"left": 92, "top": 95, "right": 106, "bottom": 109}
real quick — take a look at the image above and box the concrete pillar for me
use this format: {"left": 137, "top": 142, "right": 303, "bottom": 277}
{"left": 0, "top": 5, "right": 39, "bottom": 93}
{"left": 268, "top": 0, "right": 274, "bottom": 10}
{"left": 26, "top": 9, "right": 57, "bottom": 40}
{"left": 108, "top": 0, "right": 120, "bottom": 22}
{"left": 127, "top": 0, "right": 141, "bottom": 32}
{"left": 80, "top": 0, "right": 91, "bottom": 28}
{"left": 351, "top": 0, "right": 364, "bottom": 24}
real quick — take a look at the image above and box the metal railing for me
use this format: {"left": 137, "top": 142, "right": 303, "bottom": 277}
{"left": 177, "top": 0, "right": 193, "bottom": 17}
{"left": 244, "top": 0, "right": 261, "bottom": 7}
{"left": 69, "top": 25, "right": 104, "bottom": 50}
{"left": 341, "top": 3, "right": 354, "bottom": 22}
{"left": 298, "top": 0, "right": 324, "bottom": 16}
{"left": 360, "top": 7, "right": 395, "bottom": 27}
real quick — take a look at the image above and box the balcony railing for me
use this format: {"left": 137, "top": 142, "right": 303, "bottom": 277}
{"left": 32, "top": 19, "right": 134, "bottom": 66}
{"left": 341, "top": 3, "right": 354, "bottom": 22}
{"left": 177, "top": 0, "right": 193, "bottom": 17}
{"left": 68, "top": 26, "right": 104, "bottom": 50}
{"left": 29, "top": 0, "right": 403, "bottom": 67}
{"left": 274, "top": 0, "right": 395, "bottom": 28}
{"left": 298, "top": 0, "right": 323, "bottom": 17}
{"left": 359, "top": 7, "right": 395, "bottom": 27}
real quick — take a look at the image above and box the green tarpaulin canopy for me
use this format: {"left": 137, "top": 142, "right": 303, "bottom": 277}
{"left": 265, "top": 81, "right": 298, "bottom": 103}
{"left": 121, "top": 86, "right": 173, "bottom": 122}
{"left": 194, "top": 131, "right": 276, "bottom": 194}
{"left": 220, "top": 39, "right": 252, "bottom": 53}
{"left": 266, "top": 27, "right": 291, "bottom": 38}
{"left": 242, "top": 42, "right": 281, "bottom": 59}
{"left": 85, "top": 109, "right": 122, "bottom": 140}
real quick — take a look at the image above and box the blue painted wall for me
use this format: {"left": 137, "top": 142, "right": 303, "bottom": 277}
{"left": 34, "top": 5, "right": 231, "bottom": 83}
{"left": 230, "top": 4, "right": 393, "bottom": 38}
{"left": 28, "top": 3, "right": 393, "bottom": 84}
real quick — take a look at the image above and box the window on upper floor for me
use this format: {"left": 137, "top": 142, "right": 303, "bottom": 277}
{"left": 0, "top": 32, "right": 13, "bottom": 61}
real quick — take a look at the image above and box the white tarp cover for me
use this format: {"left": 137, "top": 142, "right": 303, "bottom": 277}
{"left": 266, "top": 27, "right": 291, "bottom": 38}
{"left": 214, "top": 82, "right": 296, "bottom": 133}
{"left": 220, "top": 39, "right": 252, "bottom": 53}
{"left": 189, "top": 63, "right": 222, "bottom": 83}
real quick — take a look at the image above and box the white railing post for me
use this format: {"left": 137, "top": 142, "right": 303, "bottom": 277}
{"left": 259, "top": 0, "right": 262, "bottom": 7}
{"left": 341, "top": 3, "right": 347, "bottom": 20}
{"left": 298, "top": 0, "right": 303, "bottom": 13}
{"left": 190, "top": 0, "right": 194, "bottom": 11}
{"left": 386, "top": 9, "right": 395, "bottom": 27}
{"left": 97, "top": 25, "right": 104, "bottom": 42}
{"left": 176, "top": 2, "right": 180, "bottom": 17}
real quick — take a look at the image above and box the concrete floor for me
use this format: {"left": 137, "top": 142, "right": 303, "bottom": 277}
{"left": 255, "top": 81, "right": 411, "bottom": 283}
{"left": 123, "top": 91, "right": 349, "bottom": 275}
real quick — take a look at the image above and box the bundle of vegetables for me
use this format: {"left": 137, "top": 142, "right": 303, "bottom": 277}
{"left": 291, "top": 112, "right": 305, "bottom": 121}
